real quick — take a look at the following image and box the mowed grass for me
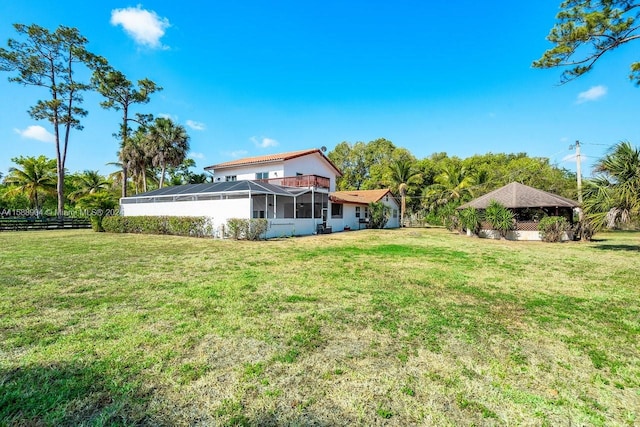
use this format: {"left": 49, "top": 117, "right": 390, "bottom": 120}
{"left": 0, "top": 228, "right": 638, "bottom": 426}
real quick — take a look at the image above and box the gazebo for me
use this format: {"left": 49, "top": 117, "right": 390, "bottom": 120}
{"left": 457, "top": 182, "right": 580, "bottom": 240}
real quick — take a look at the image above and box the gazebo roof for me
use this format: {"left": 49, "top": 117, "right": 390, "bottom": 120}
{"left": 457, "top": 182, "right": 579, "bottom": 210}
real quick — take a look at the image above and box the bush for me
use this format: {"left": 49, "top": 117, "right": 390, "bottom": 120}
{"left": 573, "top": 219, "right": 596, "bottom": 241}
{"left": 102, "top": 216, "right": 212, "bottom": 237}
{"left": 459, "top": 207, "right": 481, "bottom": 235}
{"left": 368, "top": 202, "right": 390, "bottom": 229}
{"left": 484, "top": 200, "right": 515, "bottom": 239}
{"left": 226, "top": 218, "right": 268, "bottom": 240}
{"left": 538, "top": 216, "right": 571, "bottom": 242}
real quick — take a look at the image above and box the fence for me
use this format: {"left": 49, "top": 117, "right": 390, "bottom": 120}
{"left": 0, "top": 217, "right": 91, "bottom": 232}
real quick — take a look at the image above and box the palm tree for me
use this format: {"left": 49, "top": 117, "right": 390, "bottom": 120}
{"left": 146, "top": 118, "right": 190, "bottom": 188}
{"left": 583, "top": 141, "right": 640, "bottom": 229}
{"left": 68, "top": 170, "right": 110, "bottom": 201}
{"left": 4, "top": 155, "right": 56, "bottom": 214}
{"left": 121, "top": 130, "right": 152, "bottom": 194}
{"left": 423, "top": 163, "right": 476, "bottom": 210}
{"left": 389, "top": 159, "right": 422, "bottom": 226}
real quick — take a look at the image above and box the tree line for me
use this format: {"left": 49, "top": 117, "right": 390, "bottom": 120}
{"left": 0, "top": 23, "right": 194, "bottom": 217}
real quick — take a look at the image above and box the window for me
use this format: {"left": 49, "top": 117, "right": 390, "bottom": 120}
{"left": 331, "top": 203, "right": 343, "bottom": 218}
{"left": 252, "top": 210, "right": 265, "bottom": 218}
{"left": 392, "top": 209, "right": 398, "bottom": 218}
{"left": 255, "top": 172, "right": 269, "bottom": 180}
{"left": 225, "top": 175, "right": 237, "bottom": 182}
{"left": 355, "top": 206, "right": 360, "bottom": 218}
{"left": 364, "top": 207, "right": 369, "bottom": 218}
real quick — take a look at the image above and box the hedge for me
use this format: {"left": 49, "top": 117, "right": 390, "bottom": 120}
{"left": 102, "top": 216, "right": 213, "bottom": 237}
{"left": 225, "top": 218, "right": 268, "bottom": 240}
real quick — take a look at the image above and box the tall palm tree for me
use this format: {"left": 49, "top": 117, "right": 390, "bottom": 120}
{"left": 121, "top": 130, "right": 152, "bottom": 194}
{"left": 68, "top": 170, "right": 110, "bottom": 201}
{"left": 146, "top": 118, "right": 190, "bottom": 188}
{"left": 389, "top": 159, "right": 422, "bottom": 226}
{"left": 4, "top": 155, "right": 56, "bottom": 214}
{"left": 583, "top": 141, "right": 640, "bottom": 229}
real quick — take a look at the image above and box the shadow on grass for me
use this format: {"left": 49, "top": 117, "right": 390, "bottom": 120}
{"left": 0, "top": 361, "right": 153, "bottom": 426}
{"left": 592, "top": 244, "right": 640, "bottom": 252}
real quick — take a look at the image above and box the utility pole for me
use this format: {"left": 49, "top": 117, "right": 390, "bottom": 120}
{"left": 570, "top": 140, "right": 583, "bottom": 204}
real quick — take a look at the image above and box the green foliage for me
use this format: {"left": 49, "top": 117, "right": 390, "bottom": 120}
{"left": 533, "top": 0, "right": 640, "bottom": 85}
{"left": 147, "top": 118, "right": 191, "bottom": 189}
{"left": 102, "top": 216, "right": 212, "bottom": 237}
{"left": 0, "top": 23, "right": 103, "bottom": 216}
{"left": 538, "top": 216, "right": 571, "bottom": 242}
{"left": 76, "top": 193, "right": 118, "bottom": 232}
{"left": 583, "top": 141, "right": 640, "bottom": 229}
{"left": 92, "top": 64, "right": 162, "bottom": 198}
{"left": 225, "top": 218, "right": 268, "bottom": 240}
{"left": 3, "top": 155, "right": 57, "bottom": 213}
{"left": 484, "top": 201, "right": 515, "bottom": 238}
{"left": 68, "top": 170, "right": 111, "bottom": 201}
{"left": 368, "top": 202, "right": 390, "bottom": 229}
{"left": 459, "top": 207, "right": 481, "bottom": 235}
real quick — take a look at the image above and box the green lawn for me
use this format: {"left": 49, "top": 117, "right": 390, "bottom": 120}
{"left": 0, "top": 228, "right": 638, "bottom": 426}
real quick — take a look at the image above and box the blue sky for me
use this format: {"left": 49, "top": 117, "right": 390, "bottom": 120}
{"left": 1, "top": 1, "right": 638, "bottom": 178}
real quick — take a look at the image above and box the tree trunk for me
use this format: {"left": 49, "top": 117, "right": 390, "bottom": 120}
{"left": 121, "top": 165, "right": 128, "bottom": 198}
{"left": 159, "top": 165, "right": 166, "bottom": 189}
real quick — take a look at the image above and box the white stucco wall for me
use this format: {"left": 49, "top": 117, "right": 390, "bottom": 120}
{"left": 212, "top": 165, "right": 284, "bottom": 183}
{"left": 121, "top": 198, "right": 250, "bottom": 236}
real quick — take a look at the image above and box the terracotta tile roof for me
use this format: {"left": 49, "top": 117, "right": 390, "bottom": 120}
{"left": 458, "top": 182, "right": 579, "bottom": 209}
{"left": 204, "top": 148, "right": 342, "bottom": 175}
{"left": 330, "top": 189, "right": 394, "bottom": 205}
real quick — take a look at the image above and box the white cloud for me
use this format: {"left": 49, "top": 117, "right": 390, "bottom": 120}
{"left": 110, "top": 6, "right": 170, "bottom": 49}
{"left": 186, "top": 120, "right": 206, "bottom": 131}
{"left": 576, "top": 85, "right": 607, "bottom": 104}
{"left": 14, "top": 125, "right": 55, "bottom": 143}
{"left": 189, "top": 152, "right": 205, "bottom": 159}
{"left": 250, "top": 136, "right": 279, "bottom": 148}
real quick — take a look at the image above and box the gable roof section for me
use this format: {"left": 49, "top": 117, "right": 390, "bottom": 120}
{"left": 204, "top": 148, "right": 343, "bottom": 176}
{"left": 330, "top": 189, "right": 394, "bottom": 205}
{"left": 457, "top": 182, "right": 579, "bottom": 210}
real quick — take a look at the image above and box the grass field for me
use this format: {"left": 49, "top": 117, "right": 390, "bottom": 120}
{"left": 0, "top": 228, "right": 638, "bottom": 426}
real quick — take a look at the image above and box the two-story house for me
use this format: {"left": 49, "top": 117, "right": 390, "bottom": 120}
{"left": 120, "top": 148, "right": 399, "bottom": 238}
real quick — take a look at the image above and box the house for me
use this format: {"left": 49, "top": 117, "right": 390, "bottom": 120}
{"left": 457, "top": 182, "right": 579, "bottom": 241}
{"left": 330, "top": 189, "right": 400, "bottom": 230}
{"left": 120, "top": 148, "right": 399, "bottom": 238}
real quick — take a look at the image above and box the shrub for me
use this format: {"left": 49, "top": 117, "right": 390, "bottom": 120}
{"left": 484, "top": 200, "right": 515, "bottom": 239}
{"left": 368, "top": 202, "right": 390, "bottom": 229}
{"left": 538, "top": 216, "right": 571, "bottom": 242}
{"left": 226, "top": 218, "right": 268, "bottom": 240}
{"left": 444, "top": 214, "right": 461, "bottom": 232}
{"left": 75, "top": 193, "right": 118, "bottom": 232}
{"left": 102, "top": 216, "right": 212, "bottom": 237}
{"left": 247, "top": 219, "right": 268, "bottom": 240}
{"left": 459, "top": 207, "right": 481, "bottom": 235}
{"left": 226, "top": 218, "right": 248, "bottom": 239}
{"left": 573, "top": 219, "right": 596, "bottom": 241}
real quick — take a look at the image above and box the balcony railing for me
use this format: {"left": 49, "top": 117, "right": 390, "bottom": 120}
{"left": 258, "top": 174, "right": 330, "bottom": 190}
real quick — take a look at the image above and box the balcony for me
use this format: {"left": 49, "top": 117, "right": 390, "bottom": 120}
{"left": 258, "top": 174, "right": 330, "bottom": 190}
